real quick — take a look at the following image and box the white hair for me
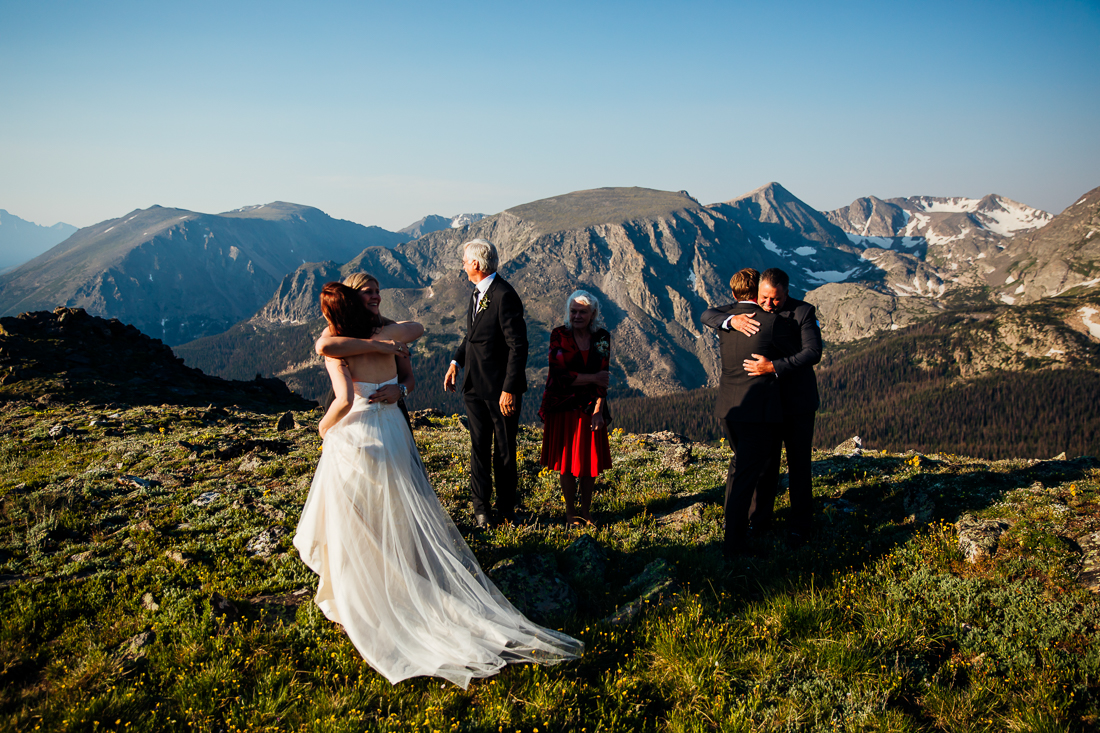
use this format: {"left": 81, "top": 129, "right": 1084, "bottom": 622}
{"left": 564, "top": 289, "right": 604, "bottom": 333}
{"left": 462, "top": 238, "right": 498, "bottom": 275}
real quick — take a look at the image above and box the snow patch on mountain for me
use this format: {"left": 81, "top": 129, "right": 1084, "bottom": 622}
{"left": 1080, "top": 307, "right": 1100, "bottom": 339}
{"left": 848, "top": 233, "right": 894, "bottom": 249}
{"left": 450, "top": 213, "right": 485, "bottom": 228}
{"left": 838, "top": 195, "right": 1051, "bottom": 243}
{"left": 910, "top": 195, "right": 1051, "bottom": 236}
{"left": 892, "top": 277, "right": 946, "bottom": 297}
{"left": 904, "top": 213, "right": 931, "bottom": 237}
{"left": 1059, "top": 277, "right": 1100, "bottom": 296}
{"left": 976, "top": 205, "right": 1052, "bottom": 236}
{"left": 760, "top": 235, "right": 782, "bottom": 255}
{"left": 924, "top": 228, "right": 972, "bottom": 246}
{"left": 912, "top": 197, "right": 979, "bottom": 214}
{"left": 804, "top": 267, "right": 859, "bottom": 284}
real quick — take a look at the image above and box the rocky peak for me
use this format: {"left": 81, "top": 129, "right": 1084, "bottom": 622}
{"left": 717, "top": 182, "right": 850, "bottom": 248}
{"left": 828, "top": 193, "right": 1051, "bottom": 244}
{"left": 989, "top": 185, "right": 1100, "bottom": 305}
{"left": 399, "top": 213, "right": 487, "bottom": 238}
{"left": 503, "top": 187, "right": 703, "bottom": 236}
{"left": 254, "top": 262, "right": 344, "bottom": 325}
{"left": 824, "top": 196, "right": 910, "bottom": 238}
{"left": 220, "top": 201, "right": 326, "bottom": 222}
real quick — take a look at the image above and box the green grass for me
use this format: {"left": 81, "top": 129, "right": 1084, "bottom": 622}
{"left": 1, "top": 394, "right": 1098, "bottom": 731}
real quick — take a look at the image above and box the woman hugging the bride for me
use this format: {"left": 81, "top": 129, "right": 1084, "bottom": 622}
{"left": 293, "top": 281, "right": 582, "bottom": 689}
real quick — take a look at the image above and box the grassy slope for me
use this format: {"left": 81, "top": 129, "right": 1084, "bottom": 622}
{"left": 1, "top": 391, "right": 1099, "bottom": 731}
{"left": 504, "top": 188, "right": 701, "bottom": 235}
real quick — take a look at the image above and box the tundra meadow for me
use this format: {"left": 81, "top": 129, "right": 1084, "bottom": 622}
{"left": 1, "top": 396, "right": 1098, "bottom": 732}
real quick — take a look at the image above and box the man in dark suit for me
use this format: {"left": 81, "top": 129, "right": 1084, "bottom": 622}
{"left": 718, "top": 267, "right": 822, "bottom": 545}
{"left": 444, "top": 238, "right": 528, "bottom": 528}
{"left": 700, "top": 268, "right": 786, "bottom": 558}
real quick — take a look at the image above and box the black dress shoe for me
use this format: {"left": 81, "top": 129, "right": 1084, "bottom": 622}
{"left": 475, "top": 513, "right": 491, "bottom": 529}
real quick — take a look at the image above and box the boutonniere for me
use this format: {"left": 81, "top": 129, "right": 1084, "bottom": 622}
{"left": 595, "top": 338, "right": 610, "bottom": 357}
{"left": 476, "top": 293, "right": 491, "bottom": 314}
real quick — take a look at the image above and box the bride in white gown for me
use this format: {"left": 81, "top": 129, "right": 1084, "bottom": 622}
{"left": 294, "top": 282, "right": 583, "bottom": 688}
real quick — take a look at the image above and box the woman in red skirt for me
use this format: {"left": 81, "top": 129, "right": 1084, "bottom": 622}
{"left": 539, "top": 290, "right": 612, "bottom": 526}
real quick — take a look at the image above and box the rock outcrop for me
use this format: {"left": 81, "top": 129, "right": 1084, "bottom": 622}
{"left": 0, "top": 307, "right": 313, "bottom": 410}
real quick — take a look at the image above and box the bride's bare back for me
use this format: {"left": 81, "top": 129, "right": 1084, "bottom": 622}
{"left": 343, "top": 322, "right": 421, "bottom": 383}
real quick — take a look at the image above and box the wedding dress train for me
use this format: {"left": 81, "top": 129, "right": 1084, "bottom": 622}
{"left": 294, "top": 379, "right": 582, "bottom": 688}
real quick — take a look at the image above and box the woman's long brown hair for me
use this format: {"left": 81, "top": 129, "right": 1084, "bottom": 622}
{"left": 320, "top": 282, "right": 382, "bottom": 338}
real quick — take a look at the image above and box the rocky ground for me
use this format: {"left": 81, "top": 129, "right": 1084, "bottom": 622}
{"left": 2, "top": 309, "right": 1100, "bottom": 731}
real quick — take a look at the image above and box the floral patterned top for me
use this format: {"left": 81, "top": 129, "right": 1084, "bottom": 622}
{"left": 538, "top": 326, "right": 611, "bottom": 421}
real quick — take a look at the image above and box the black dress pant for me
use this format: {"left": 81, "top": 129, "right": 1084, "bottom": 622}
{"left": 748, "top": 411, "right": 816, "bottom": 534}
{"left": 723, "top": 419, "right": 781, "bottom": 555}
{"left": 464, "top": 394, "right": 521, "bottom": 518}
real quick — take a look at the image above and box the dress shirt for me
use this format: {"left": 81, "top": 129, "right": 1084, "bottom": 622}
{"left": 722, "top": 300, "right": 760, "bottom": 330}
{"left": 451, "top": 273, "right": 499, "bottom": 367}
{"left": 473, "top": 272, "right": 496, "bottom": 312}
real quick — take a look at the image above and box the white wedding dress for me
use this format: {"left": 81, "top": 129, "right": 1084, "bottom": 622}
{"left": 294, "top": 378, "right": 583, "bottom": 688}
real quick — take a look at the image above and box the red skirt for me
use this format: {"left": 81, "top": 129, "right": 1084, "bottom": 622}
{"left": 540, "top": 409, "right": 612, "bottom": 477}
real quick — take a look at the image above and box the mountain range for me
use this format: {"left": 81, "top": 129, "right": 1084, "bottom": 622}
{"left": 0, "top": 209, "right": 78, "bottom": 273}
{"left": 0, "top": 203, "right": 407, "bottom": 344}
{"left": 174, "top": 183, "right": 1096, "bottom": 409}
{"left": 3, "top": 182, "right": 1098, "bottom": 413}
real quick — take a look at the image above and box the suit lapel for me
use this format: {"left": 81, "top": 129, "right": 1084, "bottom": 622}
{"left": 471, "top": 277, "right": 498, "bottom": 329}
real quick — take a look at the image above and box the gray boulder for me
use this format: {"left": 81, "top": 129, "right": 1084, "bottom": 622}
{"left": 489, "top": 554, "right": 576, "bottom": 624}
{"left": 275, "top": 411, "right": 296, "bottom": 431}
{"left": 834, "top": 436, "right": 863, "bottom": 456}
{"left": 245, "top": 526, "right": 286, "bottom": 558}
{"left": 607, "top": 558, "right": 677, "bottom": 626}
{"left": 656, "top": 501, "right": 708, "bottom": 529}
{"left": 562, "top": 535, "right": 607, "bottom": 587}
{"left": 956, "top": 514, "right": 1011, "bottom": 563}
{"left": 660, "top": 445, "right": 693, "bottom": 472}
{"left": 1078, "top": 531, "right": 1100, "bottom": 593}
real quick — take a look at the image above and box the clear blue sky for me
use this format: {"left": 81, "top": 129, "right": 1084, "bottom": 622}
{"left": 2, "top": 0, "right": 1097, "bottom": 230}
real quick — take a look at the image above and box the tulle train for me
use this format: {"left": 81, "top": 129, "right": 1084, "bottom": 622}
{"left": 294, "top": 380, "right": 582, "bottom": 688}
